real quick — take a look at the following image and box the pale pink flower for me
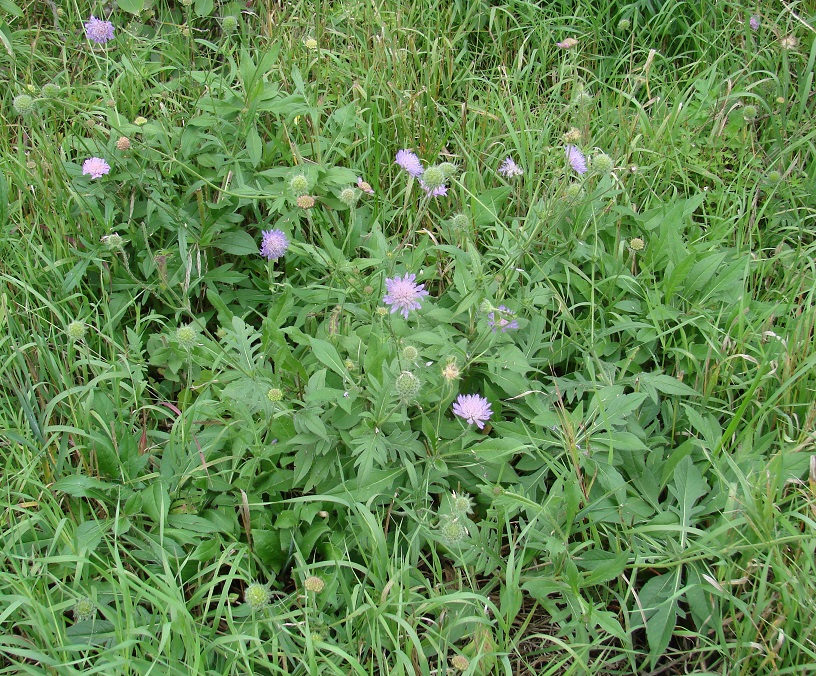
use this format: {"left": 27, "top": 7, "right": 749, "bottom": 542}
{"left": 85, "top": 15, "right": 115, "bottom": 44}
{"left": 453, "top": 394, "right": 493, "bottom": 429}
{"left": 82, "top": 157, "right": 111, "bottom": 179}
{"left": 383, "top": 274, "right": 429, "bottom": 318}
{"left": 395, "top": 149, "right": 424, "bottom": 177}
{"left": 498, "top": 157, "right": 523, "bottom": 178}
{"left": 260, "top": 229, "right": 289, "bottom": 260}
{"left": 565, "top": 145, "right": 587, "bottom": 175}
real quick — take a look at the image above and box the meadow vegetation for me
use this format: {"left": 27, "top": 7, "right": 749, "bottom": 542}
{"left": 1, "top": 0, "right": 816, "bottom": 673}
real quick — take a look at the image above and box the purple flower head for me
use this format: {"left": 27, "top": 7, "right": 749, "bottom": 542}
{"left": 453, "top": 394, "right": 493, "bottom": 429}
{"left": 395, "top": 149, "right": 424, "bottom": 178}
{"left": 749, "top": 15, "right": 760, "bottom": 31}
{"left": 85, "top": 15, "right": 115, "bottom": 44}
{"left": 260, "top": 229, "right": 289, "bottom": 260}
{"left": 565, "top": 145, "right": 587, "bottom": 175}
{"left": 488, "top": 305, "right": 519, "bottom": 332}
{"left": 420, "top": 181, "right": 448, "bottom": 197}
{"left": 82, "top": 157, "right": 111, "bottom": 179}
{"left": 383, "top": 273, "right": 429, "bottom": 319}
{"left": 498, "top": 156, "right": 523, "bottom": 178}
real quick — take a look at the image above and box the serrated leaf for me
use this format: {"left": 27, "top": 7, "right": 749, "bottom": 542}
{"left": 670, "top": 456, "right": 708, "bottom": 537}
{"left": 222, "top": 316, "right": 262, "bottom": 373}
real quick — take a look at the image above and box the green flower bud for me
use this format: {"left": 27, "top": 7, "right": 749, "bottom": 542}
{"left": 176, "top": 324, "right": 197, "bottom": 350}
{"left": 13, "top": 94, "right": 35, "bottom": 116}
{"left": 67, "top": 320, "right": 86, "bottom": 341}
{"left": 41, "top": 83, "right": 61, "bottom": 98}
{"left": 73, "top": 597, "right": 95, "bottom": 622}
{"left": 289, "top": 174, "right": 309, "bottom": 196}
{"left": 591, "top": 152, "right": 614, "bottom": 175}
{"left": 437, "top": 515, "right": 467, "bottom": 546}
{"left": 244, "top": 582, "right": 271, "bottom": 612}
{"left": 394, "top": 371, "right": 421, "bottom": 403}
{"left": 401, "top": 345, "right": 418, "bottom": 361}
{"left": 420, "top": 165, "right": 445, "bottom": 191}
{"left": 339, "top": 187, "right": 358, "bottom": 207}
{"left": 450, "top": 212, "right": 469, "bottom": 230}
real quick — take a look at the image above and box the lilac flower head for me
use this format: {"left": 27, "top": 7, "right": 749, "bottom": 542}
{"left": 383, "top": 273, "right": 429, "bottom": 319}
{"left": 82, "top": 157, "right": 111, "bottom": 179}
{"left": 452, "top": 394, "right": 493, "bottom": 429}
{"left": 260, "top": 229, "right": 289, "bottom": 260}
{"left": 395, "top": 149, "right": 424, "bottom": 178}
{"left": 565, "top": 145, "right": 587, "bottom": 175}
{"left": 85, "top": 15, "right": 115, "bottom": 44}
{"left": 498, "top": 156, "right": 523, "bottom": 178}
{"left": 420, "top": 181, "right": 448, "bottom": 197}
{"left": 749, "top": 15, "right": 760, "bottom": 31}
{"left": 487, "top": 306, "right": 519, "bottom": 332}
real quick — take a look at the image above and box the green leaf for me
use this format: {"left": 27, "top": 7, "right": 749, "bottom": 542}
{"left": 646, "top": 597, "right": 677, "bottom": 667}
{"left": 222, "top": 316, "right": 262, "bottom": 373}
{"left": 53, "top": 475, "right": 113, "bottom": 500}
{"left": 254, "top": 529, "right": 288, "bottom": 571}
{"left": 669, "top": 456, "right": 708, "bottom": 536}
{"left": 141, "top": 482, "right": 171, "bottom": 524}
{"left": 211, "top": 230, "right": 258, "bottom": 255}
{"left": 639, "top": 373, "right": 699, "bottom": 397}
{"left": 326, "top": 468, "right": 403, "bottom": 501}
{"left": 575, "top": 550, "right": 629, "bottom": 585}
{"left": 323, "top": 166, "right": 358, "bottom": 186}
{"left": 73, "top": 519, "right": 117, "bottom": 554}
{"left": 116, "top": 0, "right": 145, "bottom": 13}
{"left": 166, "top": 514, "right": 222, "bottom": 533}
{"left": 470, "top": 437, "right": 530, "bottom": 463}
{"left": 246, "top": 124, "right": 262, "bottom": 167}
{"left": 194, "top": 0, "right": 214, "bottom": 16}
{"left": 471, "top": 186, "right": 511, "bottom": 225}
{"left": 631, "top": 572, "right": 679, "bottom": 667}
{"left": 0, "top": 21, "right": 11, "bottom": 61}
{"left": 309, "top": 337, "right": 347, "bottom": 378}
{"left": 522, "top": 578, "right": 571, "bottom": 601}
{"left": 683, "top": 251, "right": 727, "bottom": 298}
{"left": 0, "top": 1, "right": 23, "bottom": 18}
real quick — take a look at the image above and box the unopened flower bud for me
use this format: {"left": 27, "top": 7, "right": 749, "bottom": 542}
{"left": 395, "top": 371, "right": 421, "bottom": 402}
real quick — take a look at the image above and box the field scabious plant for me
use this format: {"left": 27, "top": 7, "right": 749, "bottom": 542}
{"left": 1, "top": 1, "right": 815, "bottom": 674}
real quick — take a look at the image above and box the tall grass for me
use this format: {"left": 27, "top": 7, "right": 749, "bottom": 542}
{"left": 1, "top": 0, "right": 815, "bottom": 673}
